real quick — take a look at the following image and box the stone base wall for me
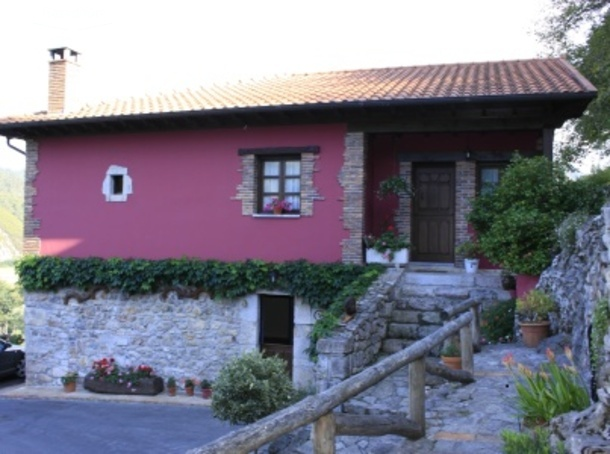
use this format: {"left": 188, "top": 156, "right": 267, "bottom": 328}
{"left": 314, "top": 269, "right": 401, "bottom": 391}
{"left": 25, "top": 290, "right": 315, "bottom": 389}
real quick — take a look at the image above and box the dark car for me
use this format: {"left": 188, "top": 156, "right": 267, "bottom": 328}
{"left": 0, "top": 339, "right": 25, "bottom": 379}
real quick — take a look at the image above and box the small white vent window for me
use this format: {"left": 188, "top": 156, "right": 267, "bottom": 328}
{"left": 102, "top": 165, "right": 133, "bottom": 202}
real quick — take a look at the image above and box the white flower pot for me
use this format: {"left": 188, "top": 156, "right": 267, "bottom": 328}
{"left": 366, "top": 248, "right": 409, "bottom": 266}
{"left": 464, "top": 258, "right": 479, "bottom": 273}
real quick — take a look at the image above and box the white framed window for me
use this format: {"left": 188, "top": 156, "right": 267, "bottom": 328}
{"left": 102, "top": 165, "right": 133, "bottom": 202}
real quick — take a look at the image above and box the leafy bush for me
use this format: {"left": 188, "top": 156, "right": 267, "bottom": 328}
{"left": 468, "top": 155, "right": 607, "bottom": 275}
{"left": 501, "top": 427, "right": 565, "bottom": 454}
{"left": 211, "top": 351, "right": 295, "bottom": 425}
{"left": 481, "top": 299, "right": 515, "bottom": 344}
{"left": 503, "top": 347, "right": 590, "bottom": 425}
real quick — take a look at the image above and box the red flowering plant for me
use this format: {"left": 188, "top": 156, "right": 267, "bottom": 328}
{"left": 264, "top": 198, "right": 292, "bottom": 213}
{"left": 90, "top": 357, "right": 156, "bottom": 388}
{"left": 363, "top": 225, "right": 410, "bottom": 261}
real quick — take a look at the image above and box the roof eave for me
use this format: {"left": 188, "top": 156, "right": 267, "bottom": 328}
{"left": 0, "top": 90, "right": 597, "bottom": 139}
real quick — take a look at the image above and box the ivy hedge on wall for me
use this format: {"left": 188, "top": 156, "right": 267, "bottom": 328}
{"left": 16, "top": 256, "right": 385, "bottom": 357}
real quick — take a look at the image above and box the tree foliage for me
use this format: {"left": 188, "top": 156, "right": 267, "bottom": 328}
{"left": 468, "top": 155, "right": 606, "bottom": 274}
{"left": 538, "top": 0, "right": 610, "bottom": 162}
{"left": 0, "top": 280, "right": 23, "bottom": 337}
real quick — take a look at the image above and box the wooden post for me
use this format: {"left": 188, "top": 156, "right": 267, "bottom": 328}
{"left": 313, "top": 412, "right": 336, "bottom": 454}
{"left": 471, "top": 305, "right": 481, "bottom": 352}
{"left": 460, "top": 324, "right": 474, "bottom": 374}
{"left": 409, "top": 357, "right": 426, "bottom": 435}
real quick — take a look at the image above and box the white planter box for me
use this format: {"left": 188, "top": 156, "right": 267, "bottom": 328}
{"left": 366, "top": 248, "right": 409, "bottom": 266}
{"left": 464, "top": 258, "right": 480, "bottom": 273}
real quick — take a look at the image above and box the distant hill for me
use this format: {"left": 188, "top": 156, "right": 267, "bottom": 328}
{"left": 0, "top": 168, "right": 24, "bottom": 261}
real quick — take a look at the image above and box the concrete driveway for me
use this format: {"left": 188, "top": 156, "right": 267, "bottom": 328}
{"left": 0, "top": 387, "right": 233, "bottom": 454}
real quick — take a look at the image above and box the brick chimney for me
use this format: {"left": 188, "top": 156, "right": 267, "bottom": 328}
{"left": 48, "top": 47, "right": 80, "bottom": 114}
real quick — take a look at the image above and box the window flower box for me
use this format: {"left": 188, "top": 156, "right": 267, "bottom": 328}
{"left": 365, "top": 248, "right": 409, "bottom": 266}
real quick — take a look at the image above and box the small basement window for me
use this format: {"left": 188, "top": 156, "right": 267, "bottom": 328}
{"left": 102, "top": 165, "right": 133, "bottom": 202}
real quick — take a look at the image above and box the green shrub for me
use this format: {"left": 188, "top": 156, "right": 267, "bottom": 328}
{"left": 481, "top": 299, "right": 515, "bottom": 344}
{"left": 501, "top": 428, "right": 565, "bottom": 454}
{"left": 0, "top": 280, "right": 23, "bottom": 339}
{"left": 503, "top": 347, "right": 590, "bottom": 425}
{"left": 211, "top": 351, "right": 295, "bottom": 425}
{"left": 468, "top": 155, "right": 607, "bottom": 275}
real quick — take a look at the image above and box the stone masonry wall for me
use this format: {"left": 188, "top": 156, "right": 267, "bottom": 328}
{"left": 541, "top": 205, "right": 610, "bottom": 451}
{"left": 315, "top": 269, "right": 401, "bottom": 391}
{"left": 25, "top": 290, "right": 315, "bottom": 389}
{"left": 538, "top": 207, "right": 610, "bottom": 389}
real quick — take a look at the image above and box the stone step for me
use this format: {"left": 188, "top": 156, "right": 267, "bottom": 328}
{"left": 381, "top": 338, "right": 416, "bottom": 354}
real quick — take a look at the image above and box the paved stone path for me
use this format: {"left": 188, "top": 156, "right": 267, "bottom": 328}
{"left": 286, "top": 343, "right": 547, "bottom": 454}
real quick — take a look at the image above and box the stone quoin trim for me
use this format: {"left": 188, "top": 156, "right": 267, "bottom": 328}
{"left": 23, "top": 140, "right": 41, "bottom": 255}
{"left": 455, "top": 160, "right": 476, "bottom": 265}
{"left": 395, "top": 161, "right": 412, "bottom": 244}
{"left": 340, "top": 132, "right": 366, "bottom": 264}
{"left": 235, "top": 146, "right": 323, "bottom": 216}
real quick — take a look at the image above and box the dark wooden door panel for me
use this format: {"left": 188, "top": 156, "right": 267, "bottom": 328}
{"left": 412, "top": 165, "right": 455, "bottom": 262}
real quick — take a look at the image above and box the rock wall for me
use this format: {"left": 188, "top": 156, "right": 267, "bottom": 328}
{"left": 537, "top": 205, "right": 610, "bottom": 451}
{"left": 25, "top": 290, "right": 316, "bottom": 389}
{"left": 538, "top": 206, "right": 610, "bottom": 389}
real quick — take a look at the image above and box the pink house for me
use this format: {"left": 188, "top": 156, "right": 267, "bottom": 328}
{"left": 0, "top": 49, "right": 597, "bottom": 389}
{"left": 0, "top": 49, "right": 596, "bottom": 266}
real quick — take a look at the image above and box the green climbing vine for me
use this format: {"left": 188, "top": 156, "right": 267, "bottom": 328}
{"left": 591, "top": 299, "right": 610, "bottom": 381}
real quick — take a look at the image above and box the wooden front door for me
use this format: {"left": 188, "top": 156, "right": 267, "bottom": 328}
{"left": 411, "top": 164, "right": 455, "bottom": 262}
{"left": 259, "top": 294, "right": 293, "bottom": 378}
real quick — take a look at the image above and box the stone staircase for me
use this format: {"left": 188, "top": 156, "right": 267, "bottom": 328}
{"left": 382, "top": 264, "right": 512, "bottom": 355}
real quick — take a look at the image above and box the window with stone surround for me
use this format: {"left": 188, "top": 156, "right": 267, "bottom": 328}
{"left": 236, "top": 146, "right": 322, "bottom": 217}
{"left": 259, "top": 157, "right": 301, "bottom": 214}
{"left": 102, "top": 165, "right": 132, "bottom": 202}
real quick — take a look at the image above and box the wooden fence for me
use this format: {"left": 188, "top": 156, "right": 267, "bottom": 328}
{"left": 190, "top": 301, "right": 481, "bottom": 454}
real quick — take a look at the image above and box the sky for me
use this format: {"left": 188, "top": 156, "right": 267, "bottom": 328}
{"left": 0, "top": 0, "right": 550, "bottom": 171}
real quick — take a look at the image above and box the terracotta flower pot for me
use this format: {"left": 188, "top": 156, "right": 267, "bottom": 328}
{"left": 201, "top": 388, "right": 212, "bottom": 399}
{"left": 441, "top": 356, "right": 462, "bottom": 370}
{"left": 63, "top": 382, "right": 76, "bottom": 393}
{"left": 167, "top": 386, "right": 176, "bottom": 397}
{"left": 185, "top": 386, "right": 194, "bottom": 396}
{"left": 272, "top": 206, "right": 283, "bottom": 215}
{"left": 520, "top": 321, "right": 550, "bottom": 348}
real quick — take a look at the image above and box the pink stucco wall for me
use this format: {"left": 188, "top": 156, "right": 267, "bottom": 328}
{"left": 35, "top": 124, "right": 348, "bottom": 262}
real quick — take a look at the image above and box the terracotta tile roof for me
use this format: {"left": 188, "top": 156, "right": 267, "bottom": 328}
{"left": 0, "top": 58, "right": 596, "bottom": 126}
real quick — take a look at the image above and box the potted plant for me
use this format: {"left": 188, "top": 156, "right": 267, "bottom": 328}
{"left": 184, "top": 378, "right": 195, "bottom": 396}
{"left": 440, "top": 340, "right": 462, "bottom": 370}
{"left": 84, "top": 357, "right": 164, "bottom": 396}
{"left": 377, "top": 176, "right": 413, "bottom": 199}
{"left": 61, "top": 371, "right": 78, "bottom": 393}
{"left": 516, "top": 289, "right": 556, "bottom": 347}
{"left": 363, "top": 226, "right": 410, "bottom": 266}
{"left": 456, "top": 237, "right": 482, "bottom": 273}
{"left": 166, "top": 376, "right": 177, "bottom": 396}
{"left": 264, "top": 198, "right": 291, "bottom": 215}
{"left": 200, "top": 378, "right": 213, "bottom": 399}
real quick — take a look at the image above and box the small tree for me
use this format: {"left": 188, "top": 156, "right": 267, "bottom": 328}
{"left": 467, "top": 155, "right": 606, "bottom": 275}
{"left": 211, "top": 351, "right": 295, "bottom": 425}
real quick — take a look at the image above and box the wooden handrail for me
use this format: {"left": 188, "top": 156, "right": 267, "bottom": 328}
{"left": 189, "top": 310, "right": 475, "bottom": 454}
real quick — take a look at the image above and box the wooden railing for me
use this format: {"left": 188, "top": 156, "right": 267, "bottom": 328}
{"left": 189, "top": 301, "right": 481, "bottom": 454}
